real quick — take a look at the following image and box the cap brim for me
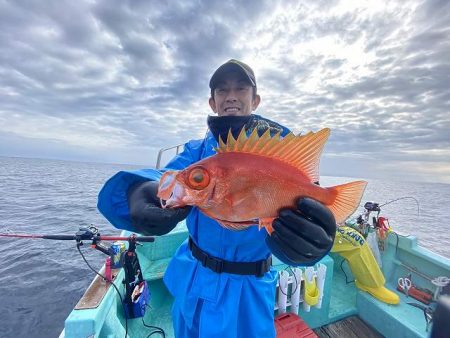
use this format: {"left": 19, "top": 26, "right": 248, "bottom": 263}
{"left": 209, "top": 63, "right": 256, "bottom": 89}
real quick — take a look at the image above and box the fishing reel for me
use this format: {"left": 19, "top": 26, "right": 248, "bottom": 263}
{"left": 75, "top": 226, "right": 114, "bottom": 256}
{"left": 0, "top": 225, "right": 154, "bottom": 320}
{"left": 364, "top": 201, "right": 381, "bottom": 213}
{"left": 362, "top": 202, "right": 382, "bottom": 227}
{"left": 355, "top": 202, "right": 381, "bottom": 229}
{"left": 352, "top": 201, "right": 390, "bottom": 240}
{"left": 75, "top": 225, "right": 99, "bottom": 240}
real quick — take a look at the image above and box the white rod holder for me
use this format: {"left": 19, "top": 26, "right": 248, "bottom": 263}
{"left": 315, "top": 263, "right": 327, "bottom": 309}
{"left": 277, "top": 270, "right": 289, "bottom": 314}
{"left": 290, "top": 267, "right": 302, "bottom": 314}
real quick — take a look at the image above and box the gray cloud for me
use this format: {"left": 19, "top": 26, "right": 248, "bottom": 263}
{"left": 0, "top": 0, "right": 449, "bottom": 182}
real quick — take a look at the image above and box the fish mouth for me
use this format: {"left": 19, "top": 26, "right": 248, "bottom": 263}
{"left": 158, "top": 171, "right": 186, "bottom": 208}
{"left": 159, "top": 182, "right": 186, "bottom": 208}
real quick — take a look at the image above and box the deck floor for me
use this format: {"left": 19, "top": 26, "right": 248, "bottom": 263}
{"left": 314, "top": 316, "right": 384, "bottom": 338}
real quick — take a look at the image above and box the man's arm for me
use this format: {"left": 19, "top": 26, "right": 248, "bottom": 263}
{"left": 98, "top": 139, "right": 203, "bottom": 233}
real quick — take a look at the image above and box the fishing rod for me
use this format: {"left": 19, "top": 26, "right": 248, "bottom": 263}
{"left": 1, "top": 225, "right": 162, "bottom": 336}
{"left": 0, "top": 225, "right": 155, "bottom": 259}
{"left": 0, "top": 226, "right": 155, "bottom": 243}
{"left": 380, "top": 196, "right": 420, "bottom": 217}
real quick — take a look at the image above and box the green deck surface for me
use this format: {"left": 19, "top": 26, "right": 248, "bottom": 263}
{"left": 126, "top": 279, "right": 175, "bottom": 338}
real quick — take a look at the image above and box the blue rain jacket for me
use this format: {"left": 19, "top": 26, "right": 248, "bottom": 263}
{"left": 98, "top": 117, "right": 290, "bottom": 338}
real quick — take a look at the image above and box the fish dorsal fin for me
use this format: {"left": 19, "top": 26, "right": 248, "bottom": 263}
{"left": 216, "top": 127, "right": 331, "bottom": 183}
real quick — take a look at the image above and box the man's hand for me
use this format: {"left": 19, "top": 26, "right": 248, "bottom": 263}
{"left": 266, "top": 198, "right": 336, "bottom": 266}
{"left": 128, "top": 180, "right": 192, "bottom": 236}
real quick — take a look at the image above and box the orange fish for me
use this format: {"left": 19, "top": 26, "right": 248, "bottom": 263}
{"left": 157, "top": 128, "right": 367, "bottom": 234}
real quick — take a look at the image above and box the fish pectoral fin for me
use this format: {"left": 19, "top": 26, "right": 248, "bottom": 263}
{"left": 224, "top": 192, "right": 250, "bottom": 209}
{"left": 259, "top": 218, "right": 275, "bottom": 234}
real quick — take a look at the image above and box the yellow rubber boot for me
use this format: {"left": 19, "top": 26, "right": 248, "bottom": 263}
{"left": 332, "top": 226, "right": 400, "bottom": 305}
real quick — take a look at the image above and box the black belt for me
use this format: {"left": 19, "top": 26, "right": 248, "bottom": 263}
{"left": 188, "top": 237, "right": 272, "bottom": 277}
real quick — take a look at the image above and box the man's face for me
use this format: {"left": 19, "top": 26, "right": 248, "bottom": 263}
{"left": 209, "top": 72, "right": 260, "bottom": 116}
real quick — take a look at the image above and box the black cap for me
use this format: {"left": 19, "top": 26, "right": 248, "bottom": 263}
{"left": 209, "top": 59, "right": 256, "bottom": 90}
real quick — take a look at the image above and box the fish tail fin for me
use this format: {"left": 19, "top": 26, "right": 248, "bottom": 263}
{"left": 327, "top": 180, "right": 367, "bottom": 224}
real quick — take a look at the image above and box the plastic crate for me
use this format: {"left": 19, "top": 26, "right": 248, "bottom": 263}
{"left": 275, "top": 313, "right": 317, "bottom": 338}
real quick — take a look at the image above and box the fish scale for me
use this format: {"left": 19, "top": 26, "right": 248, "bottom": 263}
{"left": 158, "top": 128, "right": 367, "bottom": 234}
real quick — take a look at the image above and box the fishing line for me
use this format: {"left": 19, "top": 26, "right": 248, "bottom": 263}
{"left": 340, "top": 259, "right": 355, "bottom": 284}
{"left": 380, "top": 196, "right": 420, "bottom": 217}
{"left": 288, "top": 266, "right": 299, "bottom": 295}
{"left": 1, "top": 227, "right": 161, "bottom": 336}
{"left": 390, "top": 231, "right": 400, "bottom": 255}
{"left": 78, "top": 242, "right": 165, "bottom": 338}
{"left": 386, "top": 229, "right": 414, "bottom": 255}
{"left": 142, "top": 304, "right": 166, "bottom": 337}
{"left": 278, "top": 266, "right": 299, "bottom": 297}
{"left": 76, "top": 243, "right": 129, "bottom": 338}
{"left": 79, "top": 246, "right": 165, "bottom": 337}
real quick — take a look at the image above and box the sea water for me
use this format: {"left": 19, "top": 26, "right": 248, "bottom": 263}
{"left": 0, "top": 156, "right": 449, "bottom": 338}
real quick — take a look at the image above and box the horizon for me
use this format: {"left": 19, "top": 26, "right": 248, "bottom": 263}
{"left": 2, "top": 154, "right": 448, "bottom": 186}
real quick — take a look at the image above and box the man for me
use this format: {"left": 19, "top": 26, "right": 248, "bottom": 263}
{"left": 98, "top": 59, "right": 336, "bottom": 337}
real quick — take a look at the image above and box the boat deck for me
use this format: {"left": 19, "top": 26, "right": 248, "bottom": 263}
{"left": 62, "top": 228, "right": 450, "bottom": 338}
{"left": 315, "top": 316, "right": 383, "bottom": 338}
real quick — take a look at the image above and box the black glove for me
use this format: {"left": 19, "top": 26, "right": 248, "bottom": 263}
{"left": 266, "top": 197, "right": 336, "bottom": 266}
{"left": 127, "top": 180, "right": 192, "bottom": 236}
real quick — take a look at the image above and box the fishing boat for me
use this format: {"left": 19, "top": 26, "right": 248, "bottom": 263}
{"left": 58, "top": 199, "right": 450, "bottom": 338}
{"left": 57, "top": 143, "right": 450, "bottom": 338}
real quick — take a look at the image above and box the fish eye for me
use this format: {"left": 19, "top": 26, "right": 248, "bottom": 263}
{"left": 187, "top": 167, "right": 210, "bottom": 190}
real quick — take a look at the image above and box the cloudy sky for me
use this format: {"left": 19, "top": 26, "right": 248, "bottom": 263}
{"left": 1, "top": 0, "right": 449, "bottom": 183}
